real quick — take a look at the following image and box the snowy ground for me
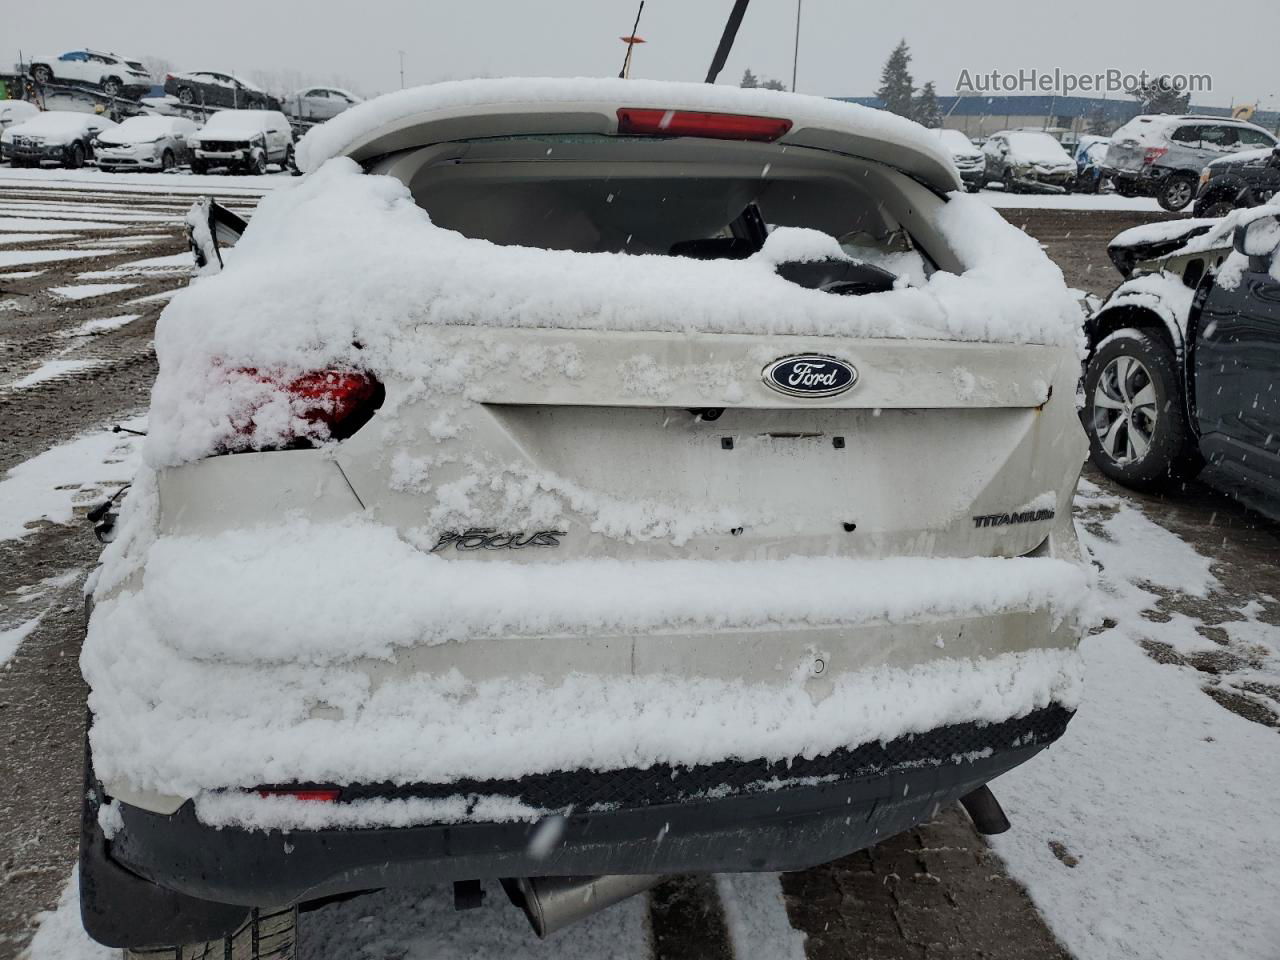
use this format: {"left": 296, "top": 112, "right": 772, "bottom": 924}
{"left": 3, "top": 168, "right": 1276, "bottom": 960}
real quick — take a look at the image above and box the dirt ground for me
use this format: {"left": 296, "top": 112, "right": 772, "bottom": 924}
{"left": 0, "top": 185, "right": 1272, "bottom": 958}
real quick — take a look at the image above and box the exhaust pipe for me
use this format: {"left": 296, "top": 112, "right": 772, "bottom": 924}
{"left": 960, "top": 784, "right": 1011, "bottom": 835}
{"left": 502, "top": 874, "right": 664, "bottom": 938}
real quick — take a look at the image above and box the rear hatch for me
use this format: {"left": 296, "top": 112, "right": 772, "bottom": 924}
{"left": 333, "top": 328, "right": 1076, "bottom": 565}
{"left": 1106, "top": 118, "right": 1160, "bottom": 173}
{"left": 315, "top": 115, "right": 1080, "bottom": 567}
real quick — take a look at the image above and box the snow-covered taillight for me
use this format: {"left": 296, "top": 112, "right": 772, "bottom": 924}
{"left": 616, "top": 108, "right": 792, "bottom": 142}
{"left": 224, "top": 368, "right": 383, "bottom": 452}
{"left": 257, "top": 787, "right": 340, "bottom": 803}
{"left": 1142, "top": 146, "right": 1169, "bottom": 165}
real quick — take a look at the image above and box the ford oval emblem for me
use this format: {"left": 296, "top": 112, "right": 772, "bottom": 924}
{"left": 763, "top": 355, "right": 858, "bottom": 398}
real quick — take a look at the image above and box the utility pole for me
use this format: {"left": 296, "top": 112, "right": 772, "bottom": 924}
{"left": 791, "top": 0, "right": 802, "bottom": 92}
{"left": 398, "top": 51, "right": 405, "bottom": 89}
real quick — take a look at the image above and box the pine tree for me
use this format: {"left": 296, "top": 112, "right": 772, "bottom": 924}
{"left": 761, "top": 78, "right": 786, "bottom": 91}
{"left": 876, "top": 40, "right": 915, "bottom": 118}
{"left": 1129, "top": 75, "right": 1191, "bottom": 115}
{"left": 913, "top": 81, "right": 941, "bottom": 127}
{"left": 740, "top": 68, "right": 758, "bottom": 89}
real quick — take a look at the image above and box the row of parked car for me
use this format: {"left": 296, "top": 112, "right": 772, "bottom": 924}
{"left": 933, "top": 114, "right": 1280, "bottom": 214}
{"left": 0, "top": 106, "right": 297, "bottom": 175}
{"left": 23, "top": 49, "right": 363, "bottom": 123}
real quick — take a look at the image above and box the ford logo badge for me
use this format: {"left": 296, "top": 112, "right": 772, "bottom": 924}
{"left": 763, "top": 355, "right": 858, "bottom": 398}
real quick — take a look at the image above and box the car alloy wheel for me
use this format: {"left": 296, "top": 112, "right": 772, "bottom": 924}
{"left": 178, "top": 87, "right": 195, "bottom": 104}
{"left": 1092, "top": 355, "right": 1157, "bottom": 464}
{"left": 1159, "top": 175, "right": 1195, "bottom": 211}
{"left": 103, "top": 77, "right": 121, "bottom": 97}
{"left": 32, "top": 64, "right": 52, "bottom": 84}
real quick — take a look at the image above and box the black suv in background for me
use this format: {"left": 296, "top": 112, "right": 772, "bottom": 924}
{"left": 1082, "top": 212, "right": 1280, "bottom": 519}
{"left": 163, "top": 71, "right": 282, "bottom": 111}
{"left": 1194, "top": 147, "right": 1280, "bottom": 218}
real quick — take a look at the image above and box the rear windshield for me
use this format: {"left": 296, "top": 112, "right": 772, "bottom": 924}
{"left": 399, "top": 135, "right": 939, "bottom": 280}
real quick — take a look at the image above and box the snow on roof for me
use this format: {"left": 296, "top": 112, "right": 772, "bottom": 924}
{"left": 296, "top": 77, "right": 961, "bottom": 191}
{"left": 1002, "top": 131, "right": 1072, "bottom": 164}
{"left": 98, "top": 115, "right": 189, "bottom": 143}
{"left": 935, "top": 128, "right": 981, "bottom": 156}
{"left": 6, "top": 111, "right": 114, "bottom": 136}
{"left": 198, "top": 110, "right": 281, "bottom": 136}
{"left": 1209, "top": 146, "right": 1276, "bottom": 168}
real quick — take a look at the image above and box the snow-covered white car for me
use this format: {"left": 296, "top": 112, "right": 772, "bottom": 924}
{"left": 0, "top": 110, "right": 115, "bottom": 168}
{"left": 188, "top": 109, "right": 294, "bottom": 175}
{"left": 983, "top": 130, "right": 1077, "bottom": 193}
{"left": 28, "top": 49, "right": 152, "bottom": 98}
{"left": 285, "top": 86, "right": 363, "bottom": 122}
{"left": 0, "top": 99, "right": 40, "bottom": 133}
{"left": 95, "top": 115, "right": 198, "bottom": 172}
{"left": 80, "top": 78, "right": 1089, "bottom": 955}
{"left": 934, "top": 128, "right": 985, "bottom": 192}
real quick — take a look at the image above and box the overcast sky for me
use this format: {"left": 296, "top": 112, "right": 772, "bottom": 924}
{"left": 8, "top": 0, "right": 1275, "bottom": 109}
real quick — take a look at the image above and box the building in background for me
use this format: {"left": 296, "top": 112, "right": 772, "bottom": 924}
{"left": 837, "top": 95, "right": 1280, "bottom": 140}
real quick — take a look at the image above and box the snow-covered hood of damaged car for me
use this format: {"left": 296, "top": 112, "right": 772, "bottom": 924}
{"left": 143, "top": 156, "right": 1082, "bottom": 466}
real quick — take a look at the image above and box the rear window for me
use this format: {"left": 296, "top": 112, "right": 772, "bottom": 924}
{"left": 400, "top": 134, "right": 937, "bottom": 280}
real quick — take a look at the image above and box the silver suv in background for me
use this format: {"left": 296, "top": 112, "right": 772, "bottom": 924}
{"left": 188, "top": 109, "right": 294, "bottom": 175}
{"left": 1103, "top": 114, "right": 1277, "bottom": 211}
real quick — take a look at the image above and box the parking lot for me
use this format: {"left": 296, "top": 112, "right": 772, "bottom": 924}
{"left": 1, "top": 169, "right": 1276, "bottom": 959}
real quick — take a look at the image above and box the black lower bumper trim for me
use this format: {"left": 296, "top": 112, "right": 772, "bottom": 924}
{"left": 99, "top": 707, "right": 1072, "bottom": 918}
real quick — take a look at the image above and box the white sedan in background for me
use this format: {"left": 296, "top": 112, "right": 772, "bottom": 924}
{"left": 95, "top": 115, "right": 199, "bottom": 172}
{"left": 285, "top": 86, "right": 363, "bottom": 122}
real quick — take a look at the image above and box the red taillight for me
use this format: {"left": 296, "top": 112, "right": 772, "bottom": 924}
{"left": 616, "top": 108, "right": 792, "bottom": 142}
{"left": 228, "top": 368, "right": 383, "bottom": 451}
{"left": 257, "top": 787, "right": 340, "bottom": 803}
{"left": 1142, "top": 146, "right": 1169, "bottom": 165}
{"left": 281, "top": 370, "right": 380, "bottom": 434}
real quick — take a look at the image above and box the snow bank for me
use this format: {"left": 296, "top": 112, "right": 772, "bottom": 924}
{"left": 144, "top": 157, "right": 1080, "bottom": 465}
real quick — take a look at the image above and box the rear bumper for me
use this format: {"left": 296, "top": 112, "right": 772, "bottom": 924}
{"left": 99, "top": 705, "right": 1072, "bottom": 909}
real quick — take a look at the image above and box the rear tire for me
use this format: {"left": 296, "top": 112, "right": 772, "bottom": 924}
{"left": 1157, "top": 174, "right": 1197, "bottom": 212}
{"left": 1084, "top": 328, "right": 1201, "bottom": 490}
{"left": 1198, "top": 196, "right": 1237, "bottom": 218}
{"left": 177, "top": 86, "right": 195, "bottom": 105}
{"left": 122, "top": 907, "right": 298, "bottom": 960}
{"left": 32, "top": 64, "right": 53, "bottom": 84}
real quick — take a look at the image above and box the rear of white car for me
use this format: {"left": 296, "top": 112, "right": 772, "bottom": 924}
{"left": 80, "top": 79, "right": 1088, "bottom": 952}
